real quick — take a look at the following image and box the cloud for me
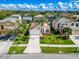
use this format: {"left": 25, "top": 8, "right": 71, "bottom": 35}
{"left": 74, "top": 3, "right": 79, "bottom": 8}
{"left": 0, "top": 2, "right": 79, "bottom": 11}
{"left": 48, "top": 3, "right": 53, "bottom": 5}
{"left": 39, "top": 3, "right": 48, "bottom": 10}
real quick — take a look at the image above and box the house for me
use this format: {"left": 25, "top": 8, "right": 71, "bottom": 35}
{"left": 29, "top": 22, "right": 41, "bottom": 35}
{"left": 63, "top": 22, "right": 79, "bottom": 35}
{"left": 52, "top": 17, "right": 79, "bottom": 35}
{"left": 11, "top": 14, "right": 22, "bottom": 24}
{"left": 60, "top": 12, "right": 70, "bottom": 17}
{"left": 41, "top": 23, "right": 50, "bottom": 34}
{"left": 52, "top": 17, "right": 71, "bottom": 31}
{"left": 23, "top": 15, "right": 33, "bottom": 21}
{"left": 29, "top": 22, "right": 50, "bottom": 35}
{"left": 73, "top": 15, "right": 79, "bottom": 21}
{"left": 34, "top": 14, "right": 44, "bottom": 20}
{"left": 29, "top": 22, "right": 37, "bottom": 30}
{"left": 0, "top": 14, "right": 22, "bottom": 35}
{"left": 23, "top": 15, "right": 33, "bottom": 23}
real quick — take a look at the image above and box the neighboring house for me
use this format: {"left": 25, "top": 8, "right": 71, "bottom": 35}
{"left": 60, "top": 12, "right": 69, "bottom": 17}
{"left": 63, "top": 22, "right": 79, "bottom": 35}
{"left": 73, "top": 15, "right": 79, "bottom": 21}
{"left": 11, "top": 14, "right": 22, "bottom": 24}
{"left": 34, "top": 14, "right": 44, "bottom": 20}
{"left": 52, "top": 17, "right": 71, "bottom": 30}
{"left": 23, "top": 15, "right": 33, "bottom": 23}
{"left": 41, "top": 23, "right": 50, "bottom": 34}
{"left": 0, "top": 14, "right": 22, "bottom": 35}
{"left": 52, "top": 17, "right": 79, "bottom": 35}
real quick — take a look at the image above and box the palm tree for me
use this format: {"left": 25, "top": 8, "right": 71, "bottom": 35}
{"left": 63, "top": 27, "right": 72, "bottom": 38}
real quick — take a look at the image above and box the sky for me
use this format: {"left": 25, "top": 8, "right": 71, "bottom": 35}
{"left": 0, "top": 0, "right": 79, "bottom": 11}
{"left": 0, "top": 0, "right": 66, "bottom": 4}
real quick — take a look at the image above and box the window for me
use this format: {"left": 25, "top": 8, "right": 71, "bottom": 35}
{"left": 41, "top": 28, "right": 44, "bottom": 33}
{"left": 46, "top": 29, "right": 49, "bottom": 33}
{"left": 1, "top": 25, "right": 4, "bottom": 30}
{"left": 62, "top": 24, "right": 67, "bottom": 25}
{"left": 71, "top": 23, "right": 74, "bottom": 26}
{"left": 76, "top": 23, "right": 79, "bottom": 27}
{"left": 77, "top": 19, "right": 79, "bottom": 22}
{"left": 12, "top": 16, "right": 19, "bottom": 19}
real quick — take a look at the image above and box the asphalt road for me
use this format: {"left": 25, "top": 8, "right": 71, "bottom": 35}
{"left": 0, "top": 54, "right": 79, "bottom": 59}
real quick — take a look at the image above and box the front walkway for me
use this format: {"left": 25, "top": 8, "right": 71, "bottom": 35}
{"left": 23, "top": 26, "right": 41, "bottom": 53}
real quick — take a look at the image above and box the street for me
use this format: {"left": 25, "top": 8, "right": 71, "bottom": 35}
{"left": 0, "top": 54, "right": 79, "bottom": 59}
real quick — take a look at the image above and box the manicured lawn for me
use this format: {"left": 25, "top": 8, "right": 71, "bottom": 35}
{"left": 41, "top": 47, "right": 79, "bottom": 53}
{"left": 13, "top": 35, "right": 29, "bottom": 44}
{"left": 13, "top": 23, "right": 30, "bottom": 44}
{"left": 8, "top": 46, "right": 26, "bottom": 54}
{"left": 40, "top": 35, "right": 74, "bottom": 44}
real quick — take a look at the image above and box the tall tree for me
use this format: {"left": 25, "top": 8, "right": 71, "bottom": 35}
{"left": 63, "top": 27, "right": 72, "bottom": 37}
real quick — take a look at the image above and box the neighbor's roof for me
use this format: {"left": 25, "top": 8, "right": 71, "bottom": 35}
{"left": 73, "top": 15, "right": 79, "bottom": 17}
{"left": 11, "top": 14, "right": 21, "bottom": 17}
{"left": 58, "top": 17, "right": 71, "bottom": 23}
{"left": 0, "top": 14, "right": 20, "bottom": 23}
{"left": 53, "top": 17, "right": 71, "bottom": 23}
{"left": 34, "top": 14, "right": 44, "bottom": 17}
{"left": 0, "top": 18, "right": 18, "bottom": 23}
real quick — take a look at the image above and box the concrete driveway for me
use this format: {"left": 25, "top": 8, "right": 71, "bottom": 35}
{"left": 24, "top": 26, "right": 41, "bottom": 53}
{"left": 70, "top": 35, "right": 79, "bottom": 46}
{"left": 0, "top": 41, "right": 13, "bottom": 54}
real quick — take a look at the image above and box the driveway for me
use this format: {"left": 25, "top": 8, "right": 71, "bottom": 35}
{"left": 70, "top": 35, "right": 79, "bottom": 46}
{"left": 0, "top": 41, "right": 13, "bottom": 54}
{"left": 23, "top": 26, "right": 41, "bottom": 53}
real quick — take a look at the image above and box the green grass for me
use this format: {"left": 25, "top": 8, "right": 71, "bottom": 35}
{"left": 13, "top": 23, "right": 30, "bottom": 44}
{"left": 40, "top": 35, "right": 74, "bottom": 44}
{"left": 41, "top": 47, "right": 79, "bottom": 53}
{"left": 8, "top": 46, "right": 26, "bottom": 54}
{"left": 13, "top": 35, "right": 29, "bottom": 44}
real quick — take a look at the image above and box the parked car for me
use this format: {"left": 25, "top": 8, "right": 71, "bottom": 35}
{"left": 0, "top": 35, "right": 6, "bottom": 40}
{"left": 1, "top": 34, "right": 11, "bottom": 41}
{"left": 8, "top": 35, "right": 16, "bottom": 40}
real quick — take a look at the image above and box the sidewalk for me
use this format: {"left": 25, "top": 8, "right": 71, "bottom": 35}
{"left": 12, "top": 44, "right": 77, "bottom": 47}
{"left": 40, "top": 44, "right": 77, "bottom": 47}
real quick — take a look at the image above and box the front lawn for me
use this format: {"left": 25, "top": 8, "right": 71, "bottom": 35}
{"left": 41, "top": 47, "right": 79, "bottom": 53}
{"left": 40, "top": 35, "right": 74, "bottom": 44}
{"left": 8, "top": 46, "right": 26, "bottom": 54}
{"left": 13, "top": 35, "right": 29, "bottom": 44}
